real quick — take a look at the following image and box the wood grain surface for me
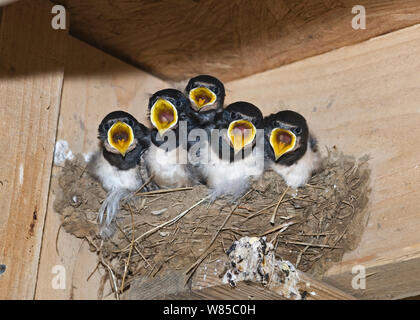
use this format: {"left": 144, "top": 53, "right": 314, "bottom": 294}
{"left": 34, "top": 36, "right": 167, "bottom": 299}
{"left": 55, "top": 0, "right": 420, "bottom": 82}
{"left": 0, "top": 0, "right": 67, "bottom": 299}
{"left": 224, "top": 24, "right": 420, "bottom": 299}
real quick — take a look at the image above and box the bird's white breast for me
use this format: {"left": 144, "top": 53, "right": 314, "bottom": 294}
{"left": 145, "top": 144, "right": 191, "bottom": 188}
{"left": 91, "top": 151, "right": 142, "bottom": 192}
{"left": 196, "top": 140, "right": 265, "bottom": 198}
{"left": 271, "top": 141, "right": 321, "bottom": 189}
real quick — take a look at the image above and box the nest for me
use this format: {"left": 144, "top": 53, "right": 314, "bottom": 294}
{"left": 54, "top": 147, "right": 370, "bottom": 299}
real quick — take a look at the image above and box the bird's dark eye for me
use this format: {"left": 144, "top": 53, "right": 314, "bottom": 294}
{"left": 293, "top": 127, "right": 302, "bottom": 135}
{"left": 213, "top": 87, "right": 219, "bottom": 95}
{"left": 175, "top": 100, "right": 182, "bottom": 108}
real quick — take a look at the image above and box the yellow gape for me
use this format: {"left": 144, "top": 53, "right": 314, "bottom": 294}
{"left": 269, "top": 128, "right": 296, "bottom": 160}
{"left": 150, "top": 98, "right": 178, "bottom": 135}
{"left": 107, "top": 121, "right": 134, "bottom": 157}
{"left": 189, "top": 87, "right": 216, "bottom": 109}
{"left": 228, "top": 120, "right": 256, "bottom": 153}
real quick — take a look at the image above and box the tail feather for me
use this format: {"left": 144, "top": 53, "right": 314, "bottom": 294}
{"left": 98, "top": 188, "right": 131, "bottom": 238}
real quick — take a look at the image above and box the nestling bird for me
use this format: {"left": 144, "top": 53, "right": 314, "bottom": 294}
{"left": 264, "top": 110, "right": 321, "bottom": 188}
{"left": 190, "top": 101, "right": 265, "bottom": 200}
{"left": 145, "top": 88, "right": 196, "bottom": 188}
{"left": 185, "top": 75, "right": 225, "bottom": 127}
{"left": 89, "top": 111, "right": 152, "bottom": 237}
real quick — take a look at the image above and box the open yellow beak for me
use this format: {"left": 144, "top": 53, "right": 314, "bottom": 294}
{"left": 227, "top": 120, "right": 256, "bottom": 153}
{"left": 150, "top": 98, "right": 178, "bottom": 136}
{"left": 269, "top": 128, "right": 296, "bottom": 160}
{"left": 189, "top": 87, "right": 216, "bottom": 109}
{"left": 107, "top": 121, "right": 134, "bottom": 157}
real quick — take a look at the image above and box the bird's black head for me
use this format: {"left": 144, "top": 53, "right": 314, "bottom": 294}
{"left": 185, "top": 75, "right": 225, "bottom": 124}
{"left": 98, "top": 110, "right": 150, "bottom": 169}
{"left": 264, "top": 110, "right": 309, "bottom": 166}
{"left": 219, "top": 101, "right": 263, "bottom": 154}
{"left": 148, "top": 88, "right": 192, "bottom": 135}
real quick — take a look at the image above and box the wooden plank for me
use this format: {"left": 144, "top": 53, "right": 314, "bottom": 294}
{"left": 191, "top": 261, "right": 355, "bottom": 300}
{"left": 296, "top": 271, "right": 356, "bottom": 300}
{"left": 54, "top": 0, "right": 420, "bottom": 82}
{"left": 223, "top": 24, "right": 420, "bottom": 299}
{"left": 164, "top": 282, "right": 286, "bottom": 300}
{"left": 0, "top": 0, "right": 67, "bottom": 299}
{"left": 34, "top": 36, "right": 168, "bottom": 300}
{"left": 0, "top": 0, "right": 20, "bottom": 6}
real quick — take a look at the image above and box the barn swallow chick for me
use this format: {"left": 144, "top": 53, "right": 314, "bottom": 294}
{"left": 191, "top": 101, "right": 265, "bottom": 201}
{"left": 145, "top": 89, "right": 196, "bottom": 188}
{"left": 185, "top": 75, "right": 225, "bottom": 127}
{"left": 89, "top": 111, "right": 152, "bottom": 238}
{"left": 264, "top": 110, "right": 321, "bottom": 188}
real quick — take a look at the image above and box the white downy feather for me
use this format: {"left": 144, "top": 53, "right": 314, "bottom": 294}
{"left": 194, "top": 140, "right": 265, "bottom": 201}
{"left": 145, "top": 143, "right": 191, "bottom": 188}
{"left": 271, "top": 141, "right": 321, "bottom": 188}
{"left": 89, "top": 151, "right": 143, "bottom": 237}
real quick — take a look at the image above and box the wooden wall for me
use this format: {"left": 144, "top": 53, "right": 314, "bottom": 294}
{"left": 2, "top": 0, "right": 420, "bottom": 299}
{"left": 0, "top": 0, "right": 67, "bottom": 299}
{"left": 225, "top": 24, "right": 420, "bottom": 299}
{"left": 0, "top": 0, "right": 167, "bottom": 299}
{"left": 55, "top": 0, "right": 420, "bottom": 82}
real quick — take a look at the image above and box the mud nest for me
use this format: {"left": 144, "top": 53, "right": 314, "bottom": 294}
{"left": 54, "top": 147, "right": 370, "bottom": 299}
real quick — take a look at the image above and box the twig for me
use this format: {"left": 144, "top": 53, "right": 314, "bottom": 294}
{"left": 134, "top": 175, "right": 154, "bottom": 194}
{"left": 207, "top": 190, "right": 253, "bottom": 254}
{"left": 100, "top": 257, "right": 120, "bottom": 300}
{"left": 137, "top": 187, "right": 193, "bottom": 196}
{"left": 84, "top": 236, "right": 100, "bottom": 251}
{"left": 55, "top": 223, "right": 63, "bottom": 256}
{"left": 242, "top": 203, "right": 277, "bottom": 222}
{"left": 147, "top": 195, "right": 165, "bottom": 204}
{"left": 305, "top": 184, "right": 326, "bottom": 190}
{"left": 185, "top": 190, "right": 253, "bottom": 280}
{"left": 116, "top": 223, "right": 153, "bottom": 269}
{"left": 184, "top": 247, "right": 216, "bottom": 285}
{"left": 296, "top": 242, "right": 311, "bottom": 268}
{"left": 120, "top": 204, "right": 135, "bottom": 293}
{"left": 260, "top": 220, "right": 299, "bottom": 236}
{"left": 331, "top": 218, "right": 352, "bottom": 248}
{"left": 86, "top": 262, "right": 100, "bottom": 282}
{"left": 270, "top": 186, "right": 289, "bottom": 225}
{"left": 79, "top": 165, "right": 87, "bottom": 178}
{"left": 292, "top": 197, "right": 316, "bottom": 203}
{"left": 122, "top": 197, "right": 208, "bottom": 251}
{"left": 299, "top": 232, "right": 335, "bottom": 236}
{"left": 277, "top": 239, "right": 343, "bottom": 249}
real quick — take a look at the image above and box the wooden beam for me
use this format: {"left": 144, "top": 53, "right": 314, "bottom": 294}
{"left": 0, "top": 0, "right": 67, "bottom": 299}
{"left": 34, "top": 35, "right": 168, "bottom": 299}
{"left": 191, "top": 260, "right": 355, "bottom": 300}
{"left": 296, "top": 271, "right": 356, "bottom": 300}
{"left": 164, "top": 282, "right": 286, "bottom": 300}
{"left": 55, "top": 0, "right": 420, "bottom": 82}
{"left": 223, "top": 24, "right": 420, "bottom": 299}
{"left": 0, "top": 0, "right": 20, "bottom": 6}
